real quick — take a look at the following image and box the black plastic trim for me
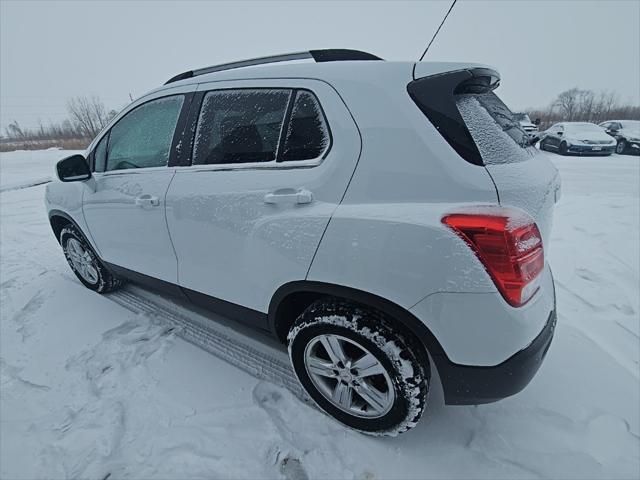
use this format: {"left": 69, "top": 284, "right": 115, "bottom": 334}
{"left": 440, "top": 309, "right": 557, "bottom": 405}
{"left": 276, "top": 90, "right": 296, "bottom": 162}
{"left": 308, "top": 49, "right": 382, "bottom": 62}
{"left": 168, "top": 92, "right": 196, "bottom": 167}
{"left": 164, "top": 49, "right": 382, "bottom": 85}
{"left": 102, "top": 262, "right": 269, "bottom": 331}
{"left": 104, "top": 262, "right": 187, "bottom": 299}
{"left": 181, "top": 287, "right": 269, "bottom": 331}
{"left": 407, "top": 67, "right": 500, "bottom": 167}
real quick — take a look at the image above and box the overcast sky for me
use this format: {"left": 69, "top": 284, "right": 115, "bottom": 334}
{"left": 1, "top": 0, "right": 639, "bottom": 131}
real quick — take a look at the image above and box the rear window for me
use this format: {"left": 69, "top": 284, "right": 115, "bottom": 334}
{"left": 407, "top": 70, "right": 538, "bottom": 166}
{"left": 456, "top": 92, "right": 535, "bottom": 165}
{"left": 193, "top": 89, "right": 290, "bottom": 165}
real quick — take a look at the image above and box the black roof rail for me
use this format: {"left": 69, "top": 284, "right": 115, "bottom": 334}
{"left": 164, "top": 49, "right": 382, "bottom": 85}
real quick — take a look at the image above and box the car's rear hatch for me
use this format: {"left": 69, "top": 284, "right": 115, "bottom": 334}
{"left": 408, "top": 66, "right": 560, "bottom": 245}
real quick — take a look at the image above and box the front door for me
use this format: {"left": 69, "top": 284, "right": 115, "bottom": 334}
{"left": 166, "top": 80, "right": 361, "bottom": 321}
{"left": 83, "top": 94, "right": 186, "bottom": 283}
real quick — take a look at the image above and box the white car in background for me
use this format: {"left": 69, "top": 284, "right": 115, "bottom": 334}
{"left": 45, "top": 49, "right": 560, "bottom": 435}
{"left": 514, "top": 112, "right": 539, "bottom": 138}
{"left": 539, "top": 122, "right": 616, "bottom": 155}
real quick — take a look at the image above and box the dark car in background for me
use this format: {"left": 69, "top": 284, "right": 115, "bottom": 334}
{"left": 599, "top": 120, "right": 640, "bottom": 155}
{"left": 539, "top": 122, "right": 616, "bottom": 156}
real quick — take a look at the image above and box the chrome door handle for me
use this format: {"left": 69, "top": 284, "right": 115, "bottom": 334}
{"left": 135, "top": 194, "right": 160, "bottom": 207}
{"left": 264, "top": 188, "right": 314, "bottom": 205}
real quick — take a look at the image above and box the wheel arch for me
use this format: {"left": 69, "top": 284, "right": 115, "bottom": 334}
{"left": 268, "top": 280, "right": 449, "bottom": 363}
{"left": 48, "top": 209, "right": 82, "bottom": 244}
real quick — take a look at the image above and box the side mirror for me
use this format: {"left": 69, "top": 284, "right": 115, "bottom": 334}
{"left": 56, "top": 154, "right": 91, "bottom": 182}
{"left": 557, "top": 131, "right": 563, "bottom": 136}
{"left": 533, "top": 118, "right": 541, "bottom": 126}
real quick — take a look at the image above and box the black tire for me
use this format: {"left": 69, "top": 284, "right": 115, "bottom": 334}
{"left": 559, "top": 141, "right": 569, "bottom": 155}
{"left": 539, "top": 140, "right": 546, "bottom": 151}
{"left": 616, "top": 139, "right": 626, "bottom": 154}
{"left": 287, "top": 299, "right": 429, "bottom": 436}
{"left": 60, "top": 225, "right": 123, "bottom": 293}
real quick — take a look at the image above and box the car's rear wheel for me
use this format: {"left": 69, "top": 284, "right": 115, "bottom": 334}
{"left": 61, "top": 225, "right": 123, "bottom": 293}
{"left": 616, "top": 140, "right": 626, "bottom": 154}
{"left": 287, "top": 299, "right": 429, "bottom": 436}
{"left": 559, "top": 141, "right": 569, "bottom": 155}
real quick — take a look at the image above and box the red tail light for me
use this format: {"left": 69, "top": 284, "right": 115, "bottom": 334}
{"left": 442, "top": 210, "right": 544, "bottom": 307}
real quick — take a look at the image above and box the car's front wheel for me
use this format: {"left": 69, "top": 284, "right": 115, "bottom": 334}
{"left": 616, "top": 140, "right": 626, "bottom": 154}
{"left": 287, "top": 299, "right": 429, "bottom": 436}
{"left": 61, "top": 225, "right": 122, "bottom": 293}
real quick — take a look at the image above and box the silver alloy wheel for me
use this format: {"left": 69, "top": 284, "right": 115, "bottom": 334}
{"left": 66, "top": 238, "right": 99, "bottom": 284}
{"left": 616, "top": 140, "right": 626, "bottom": 154}
{"left": 303, "top": 334, "right": 395, "bottom": 418}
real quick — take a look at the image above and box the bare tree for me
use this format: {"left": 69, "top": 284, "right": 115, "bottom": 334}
{"left": 66, "top": 95, "right": 114, "bottom": 138}
{"left": 553, "top": 87, "right": 581, "bottom": 121}
{"left": 4, "top": 121, "right": 25, "bottom": 139}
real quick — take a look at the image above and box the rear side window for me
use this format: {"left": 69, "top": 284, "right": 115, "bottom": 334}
{"left": 408, "top": 70, "right": 536, "bottom": 166}
{"left": 193, "top": 89, "right": 290, "bottom": 165}
{"left": 280, "top": 91, "right": 330, "bottom": 161}
{"left": 106, "top": 95, "right": 184, "bottom": 171}
{"left": 456, "top": 92, "right": 533, "bottom": 165}
{"left": 192, "top": 88, "right": 330, "bottom": 165}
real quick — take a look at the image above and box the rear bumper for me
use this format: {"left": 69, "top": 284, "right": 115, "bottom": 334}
{"left": 438, "top": 308, "right": 556, "bottom": 405}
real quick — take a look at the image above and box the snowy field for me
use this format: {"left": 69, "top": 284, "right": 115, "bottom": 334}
{"left": 1, "top": 148, "right": 638, "bottom": 479}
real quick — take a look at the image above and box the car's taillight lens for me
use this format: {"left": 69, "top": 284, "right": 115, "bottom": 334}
{"left": 442, "top": 210, "right": 544, "bottom": 307}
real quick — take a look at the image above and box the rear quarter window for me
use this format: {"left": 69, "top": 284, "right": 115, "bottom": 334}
{"left": 456, "top": 92, "right": 536, "bottom": 165}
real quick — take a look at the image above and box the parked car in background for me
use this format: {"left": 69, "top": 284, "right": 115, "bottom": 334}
{"left": 599, "top": 120, "right": 640, "bottom": 155}
{"left": 539, "top": 122, "right": 616, "bottom": 155}
{"left": 45, "top": 49, "right": 560, "bottom": 435}
{"left": 514, "top": 113, "right": 539, "bottom": 139}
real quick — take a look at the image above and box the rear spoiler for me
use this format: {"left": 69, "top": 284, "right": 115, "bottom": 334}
{"left": 407, "top": 67, "right": 501, "bottom": 166}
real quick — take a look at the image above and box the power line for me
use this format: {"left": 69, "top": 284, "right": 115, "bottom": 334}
{"left": 418, "top": 0, "right": 459, "bottom": 62}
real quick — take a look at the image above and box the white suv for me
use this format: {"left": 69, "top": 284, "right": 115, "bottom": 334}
{"left": 46, "top": 49, "right": 560, "bottom": 436}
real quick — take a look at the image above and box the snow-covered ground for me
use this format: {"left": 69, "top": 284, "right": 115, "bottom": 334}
{"left": 1, "top": 148, "right": 638, "bottom": 479}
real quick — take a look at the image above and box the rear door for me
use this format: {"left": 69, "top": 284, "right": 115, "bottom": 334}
{"left": 83, "top": 92, "right": 190, "bottom": 282}
{"left": 166, "top": 79, "right": 360, "bottom": 322}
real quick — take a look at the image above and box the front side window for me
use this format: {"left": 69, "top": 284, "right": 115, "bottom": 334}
{"left": 280, "top": 90, "right": 330, "bottom": 161}
{"left": 193, "top": 89, "right": 290, "bottom": 165}
{"left": 106, "top": 95, "right": 184, "bottom": 171}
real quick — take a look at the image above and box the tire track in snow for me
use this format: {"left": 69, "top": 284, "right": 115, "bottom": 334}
{"left": 106, "top": 288, "right": 307, "bottom": 401}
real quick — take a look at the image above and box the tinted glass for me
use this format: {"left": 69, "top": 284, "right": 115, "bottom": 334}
{"left": 280, "top": 90, "right": 329, "bottom": 161}
{"left": 106, "top": 96, "right": 184, "bottom": 171}
{"left": 456, "top": 92, "right": 535, "bottom": 165}
{"left": 94, "top": 133, "right": 108, "bottom": 172}
{"left": 193, "top": 89, "right": 290, "bottom": 165}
